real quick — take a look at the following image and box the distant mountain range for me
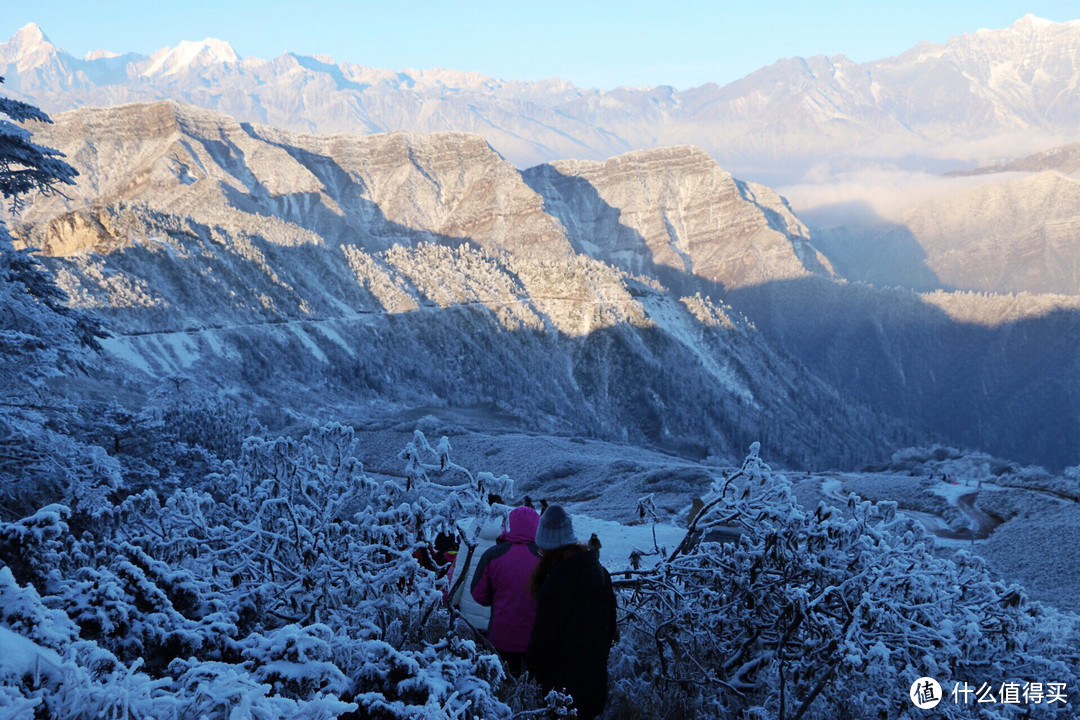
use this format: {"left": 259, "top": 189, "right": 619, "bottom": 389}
{"left": 4, "top": 15, "right": 1080, "bottom": 182}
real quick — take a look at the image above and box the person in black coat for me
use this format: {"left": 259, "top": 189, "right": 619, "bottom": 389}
{"left": 525, "top": 506, "right": 617, "bottom": 720}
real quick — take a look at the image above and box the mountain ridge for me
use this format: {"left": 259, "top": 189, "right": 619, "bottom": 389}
{"left": 14, "top": 99, "right": 1080, "bottom": 469}
{"left": 5, "top": 16, "right": 1080, "bottom": 181}
{"left": 947, "top": 139, "right": 1080, "bottom": 176}
{"left": 11, "top": 99, "right": 909, "bottom": 468}
{"left": 811, "top": 170, "right": 1080, "bottom": 295}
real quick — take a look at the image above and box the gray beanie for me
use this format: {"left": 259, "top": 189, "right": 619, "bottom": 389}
{"left": 535, "top": 505, "right": 578, "bottom": 550}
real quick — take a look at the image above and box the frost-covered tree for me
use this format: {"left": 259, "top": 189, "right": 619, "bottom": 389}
{"left": 0, "top": 81, "right": 108, "bottom": 515}
{"left": 0, "top": 76, "right": 77, "bottom": 212}
{"left": 609, "top": 443, "right": 1078, "bottom": 719}
{"left": 3, "top": 411, "right": 1075, "bottom": 719}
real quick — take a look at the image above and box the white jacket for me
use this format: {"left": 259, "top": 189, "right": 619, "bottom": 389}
{"left": 448, "top": 514, "right": 504, "bottom": 631}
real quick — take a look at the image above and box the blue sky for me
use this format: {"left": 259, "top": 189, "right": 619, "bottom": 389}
{"left": 6, "top": 1, "right": 1080, "bottom": 89}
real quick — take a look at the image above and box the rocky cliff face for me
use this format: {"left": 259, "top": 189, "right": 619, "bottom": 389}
{"left": 12, "top": 100, "right": 907, "bottom": 468}
{"left": 16, "top": 101, "right": 571, "bottom": 258}
{"left": 524, "top": 145, "right": 832, "bottom": 290}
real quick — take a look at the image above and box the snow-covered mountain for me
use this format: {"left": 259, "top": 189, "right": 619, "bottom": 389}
{"left": 12, "top": 99, "right": 1080, "bottom": 468}
{"left": 4, "top": 16, "right": 1080, "bottom": 182}
{"left": 140, "top": 38, "right": 238, "bottom": 78}
{"left": 12, "top": 100, "right": 904, "bottom": 469}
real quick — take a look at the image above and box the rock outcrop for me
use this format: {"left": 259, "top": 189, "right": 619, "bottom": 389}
{"left": 525, "top": 145, "right": 832, "bottom": 290}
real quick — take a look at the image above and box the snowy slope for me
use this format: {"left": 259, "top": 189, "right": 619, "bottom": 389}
{"left": 807, "top": 466, "right": 1080, "bottom": 613}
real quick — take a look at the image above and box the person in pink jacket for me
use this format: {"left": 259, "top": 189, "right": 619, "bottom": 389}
{"left": 470, "top": 505, "right": 542, "bottom": 675}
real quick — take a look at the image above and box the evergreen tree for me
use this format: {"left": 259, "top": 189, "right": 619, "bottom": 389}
{"left": 0, "top": 78, "right": 105, "bottom": 514}
{"left": 0, "top": 76, "right": 77, "bottom": 212}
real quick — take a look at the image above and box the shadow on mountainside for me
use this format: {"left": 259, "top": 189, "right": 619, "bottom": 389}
{"left": 522, "top": 163, "right": 1077, "bottom": 470}
{"left": 727, "top": 276, "right": 1080, "bottom": 470}
{"left": 32, "top": 186, "right": 1080, "bottom": 470}
{"left": 214, "top": 123, "right": 407, "bottom": 250}
{"left": 801, "top": 199, "right": 947, "bottom": 292}
{"left": 19, "top": 122, "right": 1079, "bottom": 472}
{"left": 86, "top": 299, "right": 919, "bottom": 471}
{"left": 523, "top": 163, "right": 837, "bottom": 297}
{"left": 522, "top": 164, "right": 741, "bottom": 300}
{"left": 21, "top": 180, "right": 919, "bottom": 471}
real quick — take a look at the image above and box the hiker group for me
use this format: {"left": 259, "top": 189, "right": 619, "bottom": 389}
{"left": 436, "top": 500, "right": 616, "bottom": 720}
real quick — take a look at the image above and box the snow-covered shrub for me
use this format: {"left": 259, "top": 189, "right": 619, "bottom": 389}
{"left": 0, "top": 423, "right": 512, "bottom": 719}
{"left": 0, "top": 565, "right": 182, "bottom": 720}
{"left": 240, "top": 624, "right": 351, "bottom": 696}
{"left": 168, "top": 657, "right": 353, "bottom": 720}
{"left": 609, "top": 443, "right": 1079, "bottom": 719}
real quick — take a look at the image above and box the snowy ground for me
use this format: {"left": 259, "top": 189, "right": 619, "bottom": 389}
{"left": 336, "top": 407, "right": 1080, "bottom": 616}
{"left": 348, "top": 413, "right": 730, "bottom": 526}
{"left": 550, "top": 513, "right": 685, "bottom": 574}
{"left": 807, "top": 470, "right": 1080, "bottom": 613}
